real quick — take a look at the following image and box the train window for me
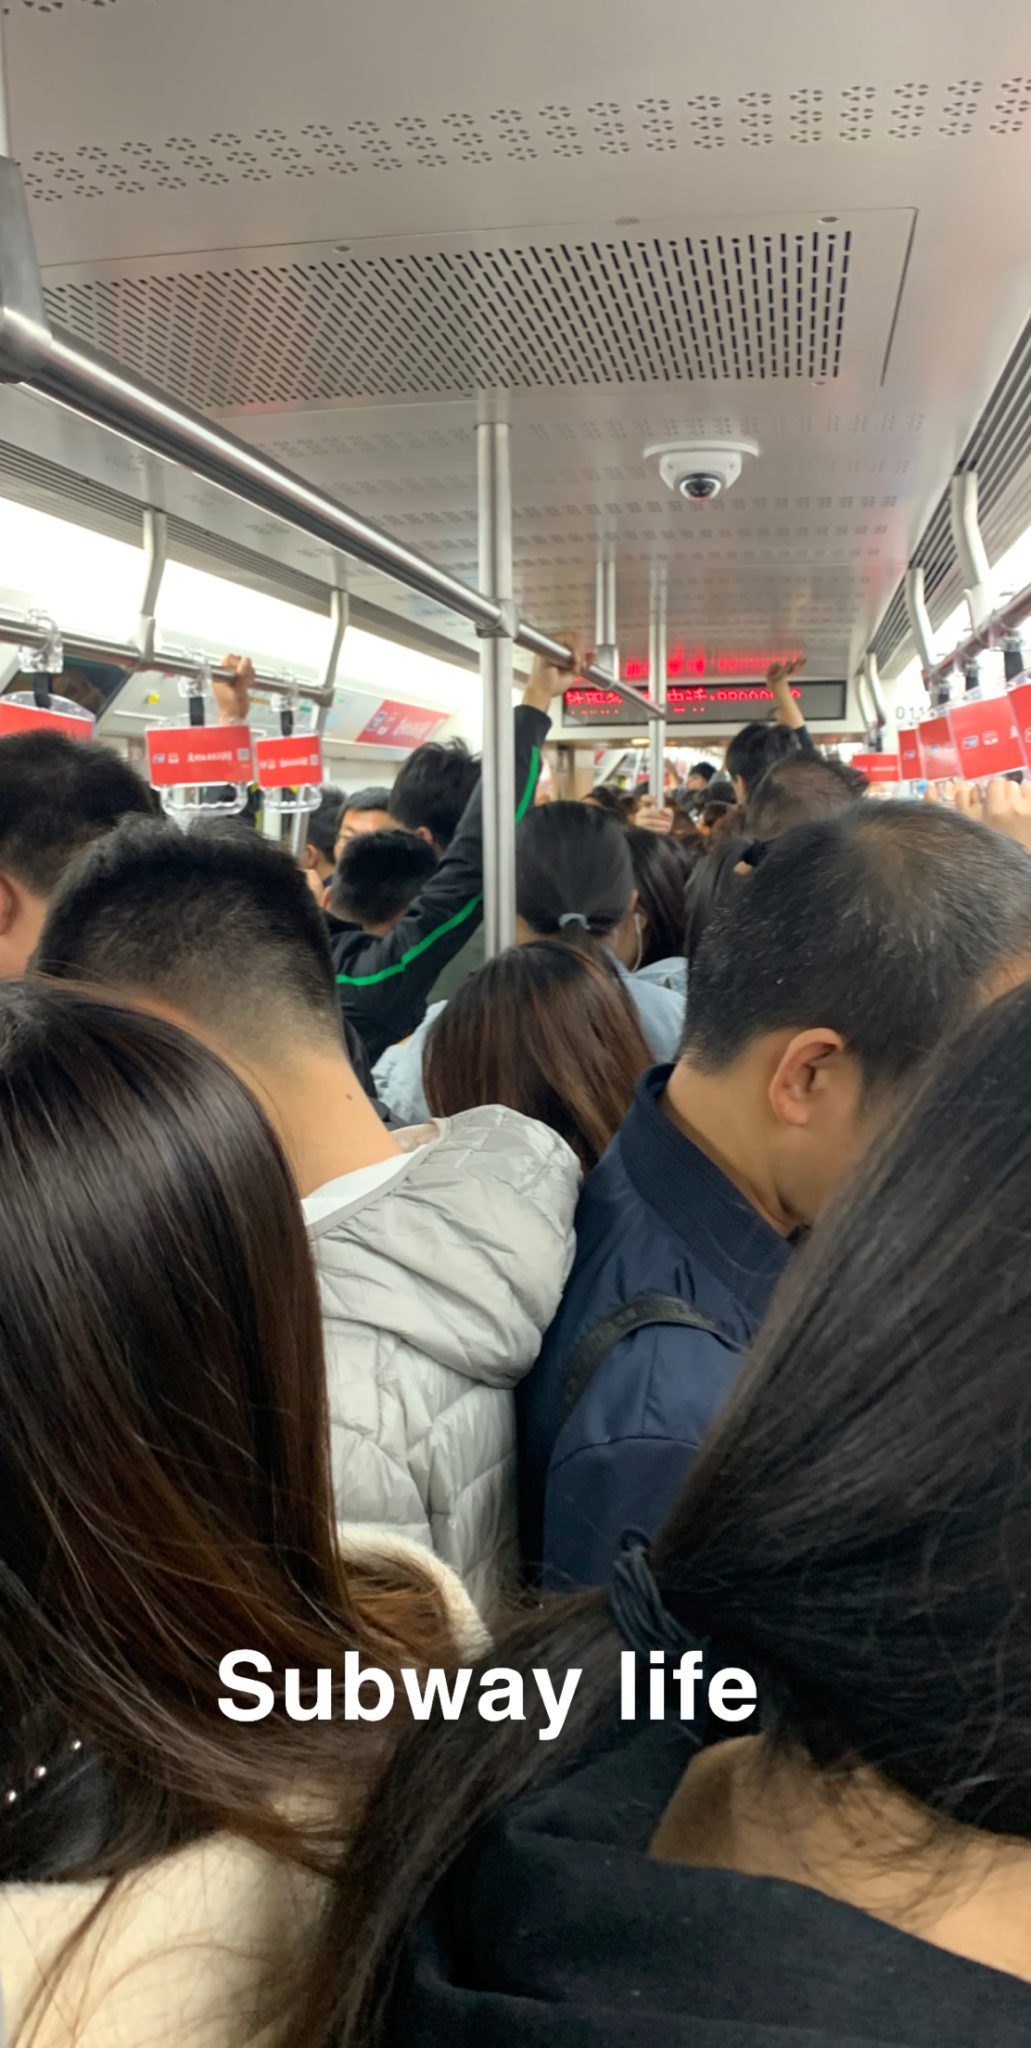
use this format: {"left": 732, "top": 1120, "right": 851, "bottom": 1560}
{"left": 334, "top": 629, "right": 485, "bottom": 748}
{"left": 0, "top": 496, "right": 143, "bottom": 643}
{"left": 928, "top": 599, "right": 971, "bottom": 665}
{"left": 989, "top": 519, "right": 1031, "bottom": 607}
{"left": 159, "top": 559, "right": 329, "bottom": 679}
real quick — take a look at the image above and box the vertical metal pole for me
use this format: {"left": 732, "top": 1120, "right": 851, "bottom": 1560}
{"left": 648, "top": 570, "right": 668, "bottom": 800}
{"left": 477, "top": 420, "right": 516, "bottom": 956}
{"left": 289, "top": 586, "right": 348, "bottom": 858}
{"left": 595, "top": 551, "right": 619, "bottom": 677}
{"left": 0, "top": 7, "right": 11, "bottom": 160}
{"left": 135, "top": 508, "right": 167, "bottom": 661}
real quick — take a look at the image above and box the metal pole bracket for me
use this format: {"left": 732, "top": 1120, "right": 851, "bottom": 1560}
{"left": 476, "top": 598, "right": 519, "bottom": 641}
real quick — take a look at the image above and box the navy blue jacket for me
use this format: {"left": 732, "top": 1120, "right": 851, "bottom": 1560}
{"left": 519, "top": 1066, "right": 794, "bottom": 1588}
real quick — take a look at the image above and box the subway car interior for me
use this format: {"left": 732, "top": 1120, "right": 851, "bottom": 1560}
{"left": 2, "top": 2, "right": 1031, "bottom": 2045}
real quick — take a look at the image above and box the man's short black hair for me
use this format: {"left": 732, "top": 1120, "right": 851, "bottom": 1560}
{"left": 345, "top": 786, "right": 393, "bottom": 816}
{"left": 333, "top": 828, "right": 437, "bottom": 929}
{"left": 0, "top": 732, "right": 156, "bottom": 896}
{"left": 35, "top": 817, "right": 341, "bottom": 1055}
{"left": 746, "top": 752, "right": 868, "bottom": 839}
{"left": 688, "top": 761, "right": 717, "bottom": 785}
{"left": 684, "top": 803, "right": 1031, "bottom": 1096}
{"left": 724, "top": 722, "right": 799, "bottom": 796}
{"left": 305, "top": 785, "right": 347, "bottom": 862}
{"left": 390, "top": 740, "right": 479, "bottom": 850}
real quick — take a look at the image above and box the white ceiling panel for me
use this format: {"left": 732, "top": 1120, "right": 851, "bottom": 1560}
{"left": 0, "top": 0, "right": 1028, "bottom": 681}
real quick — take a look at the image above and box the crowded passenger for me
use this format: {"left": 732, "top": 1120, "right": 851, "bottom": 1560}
{"left": 330, "top": 651, "right": 566, "bottom": 1063}
{"left": 697, "top": 789, "right": 745, "bottom": 838}
{"left": 331, "top": 828, "right": 437, "bottom": 935}
{"left": 624, "top": 825, "right": 691, "bottom": 993}
{"left": 302, "top": 784, "right": 347, "bottom": 903}
{"left": 389, "top": 738, "right": 478, "bottom": 859}
{"left": 35, "top": 822, "right": 580, "bottom": 1609}
{"left": 682, "top": 830, "right": 752, "bottom": 969}
{"left": 301, "top": 978, "right": 1031, "bottom": 2048}
{"left": 373, "top": 800, "right": 685, "bottom": 1126}
{"left": 520, "top": 802, "right": 1031, "bottom": 1588}
{"left": 423, "top": 941, "right": 651, "bottom": 1174}
{"left": 0, "top": 731, "right": 154, "bottom": 976}
{"left": 723, "top": 657, "right": 811, "bottom": 802}
{"left": 333, "top": 785, "right": 394, "bottom": 851}
{"left": 385, "top": 737, "right": 482, "bottom": 1001}
{"left": 684, "top": 758, "right": 717, "bottom": 794}
{"left": 581, "top": 782, "right": 626, "bottom": 819}
{"left": 744, "top": 749, "right": 868, "bottom": 839}
{"left": 0, "top": 980, "right": 475, "bottom": 2047}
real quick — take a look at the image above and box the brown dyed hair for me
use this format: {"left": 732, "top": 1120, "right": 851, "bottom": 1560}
{"left": 423, "top": 941, "right": 651, "bottom": 1173}
{"left": 0, "top": 982, "right": 450, "bottom": 2005}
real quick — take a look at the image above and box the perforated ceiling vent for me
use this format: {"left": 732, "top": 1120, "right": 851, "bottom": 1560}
{"left": 44, "top": 224, "right": 857, "bottom": 409}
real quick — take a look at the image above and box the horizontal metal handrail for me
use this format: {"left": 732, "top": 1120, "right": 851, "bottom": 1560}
{"left": 0, "top": 150, "right": 655, "bottom": 723}
{"left": 922, "top": 578, "right": 1031, "bottom": 688}
{"left": 0, "top": 611, "right": 331, "bottom": 704}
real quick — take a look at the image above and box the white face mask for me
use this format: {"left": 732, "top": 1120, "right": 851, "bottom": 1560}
{"left": 632, "top": 911, "right": 645, "bottom": 973}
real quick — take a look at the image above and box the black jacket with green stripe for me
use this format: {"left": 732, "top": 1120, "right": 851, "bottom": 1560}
{"left": 330, "top": 703, "right": 550, "bottom": 1065}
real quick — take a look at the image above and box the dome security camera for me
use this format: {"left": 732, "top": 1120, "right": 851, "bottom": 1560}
{"left": 644, "top": 437, "right": 760, "bottom": 501}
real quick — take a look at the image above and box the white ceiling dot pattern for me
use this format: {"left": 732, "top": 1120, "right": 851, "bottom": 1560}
{"left": 15, "top": 78, "right": 1031, "bottom": 203}
{"left": 2, "top": 0, "right": 1029, "bottom": 684}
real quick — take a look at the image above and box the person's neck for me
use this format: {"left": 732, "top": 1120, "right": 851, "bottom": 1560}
{"left": 662, "top": 1060, "right": 795, "bottom": 1237}
{"left": 652, "top": 1736, "right": 1031, "bottom": 1987}
{"left": 240, "top": 1044, "right": 400, "bottom": 1198}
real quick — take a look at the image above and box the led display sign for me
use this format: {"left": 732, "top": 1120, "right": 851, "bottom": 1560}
{"left": 562, "top": 678, "right": 847, "bottom": 726}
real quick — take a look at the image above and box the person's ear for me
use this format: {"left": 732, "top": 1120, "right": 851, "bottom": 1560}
{"left": 412, "top": 824, "right": 435, "bottom": 850}
{"left": 302, "top": 843, "right": 317, "bottom": 870}
{"left": 768, "top": 1028, "right": 847, "bottom": 1130}
{"left": 0, "top": 873, "right": 29, "bottom": 976}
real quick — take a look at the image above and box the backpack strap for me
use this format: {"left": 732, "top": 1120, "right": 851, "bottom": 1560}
{"left": 560, "top": 1292, "right": 738, "bottom": 1429}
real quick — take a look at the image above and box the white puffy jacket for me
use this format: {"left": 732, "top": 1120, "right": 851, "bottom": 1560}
{"left": 0, "top": 1539, "right": 482, "bottom": 2048}
{"left": 304, "top": 1107, "right": 580, "bottom": 1609}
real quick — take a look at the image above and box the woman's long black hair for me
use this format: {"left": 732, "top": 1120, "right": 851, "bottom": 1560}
{"left": 682, "top": 833, "right": 750, "bottom": 968}
{"left": 0, "top": 982, "right": 451, "bottom": 2043}
{"left": 294, "top": 977, "right": 1031, "bottom": 2046}
{"left": 624, "top": 826, "right": 692, "bottom": 965}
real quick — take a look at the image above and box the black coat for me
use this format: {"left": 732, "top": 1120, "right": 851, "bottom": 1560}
{"left": 387, "top": 1706, "right": 1031, "bottom": 2046}
{"left": 330, "top": 704, "right": 550, "bottom": 1065}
